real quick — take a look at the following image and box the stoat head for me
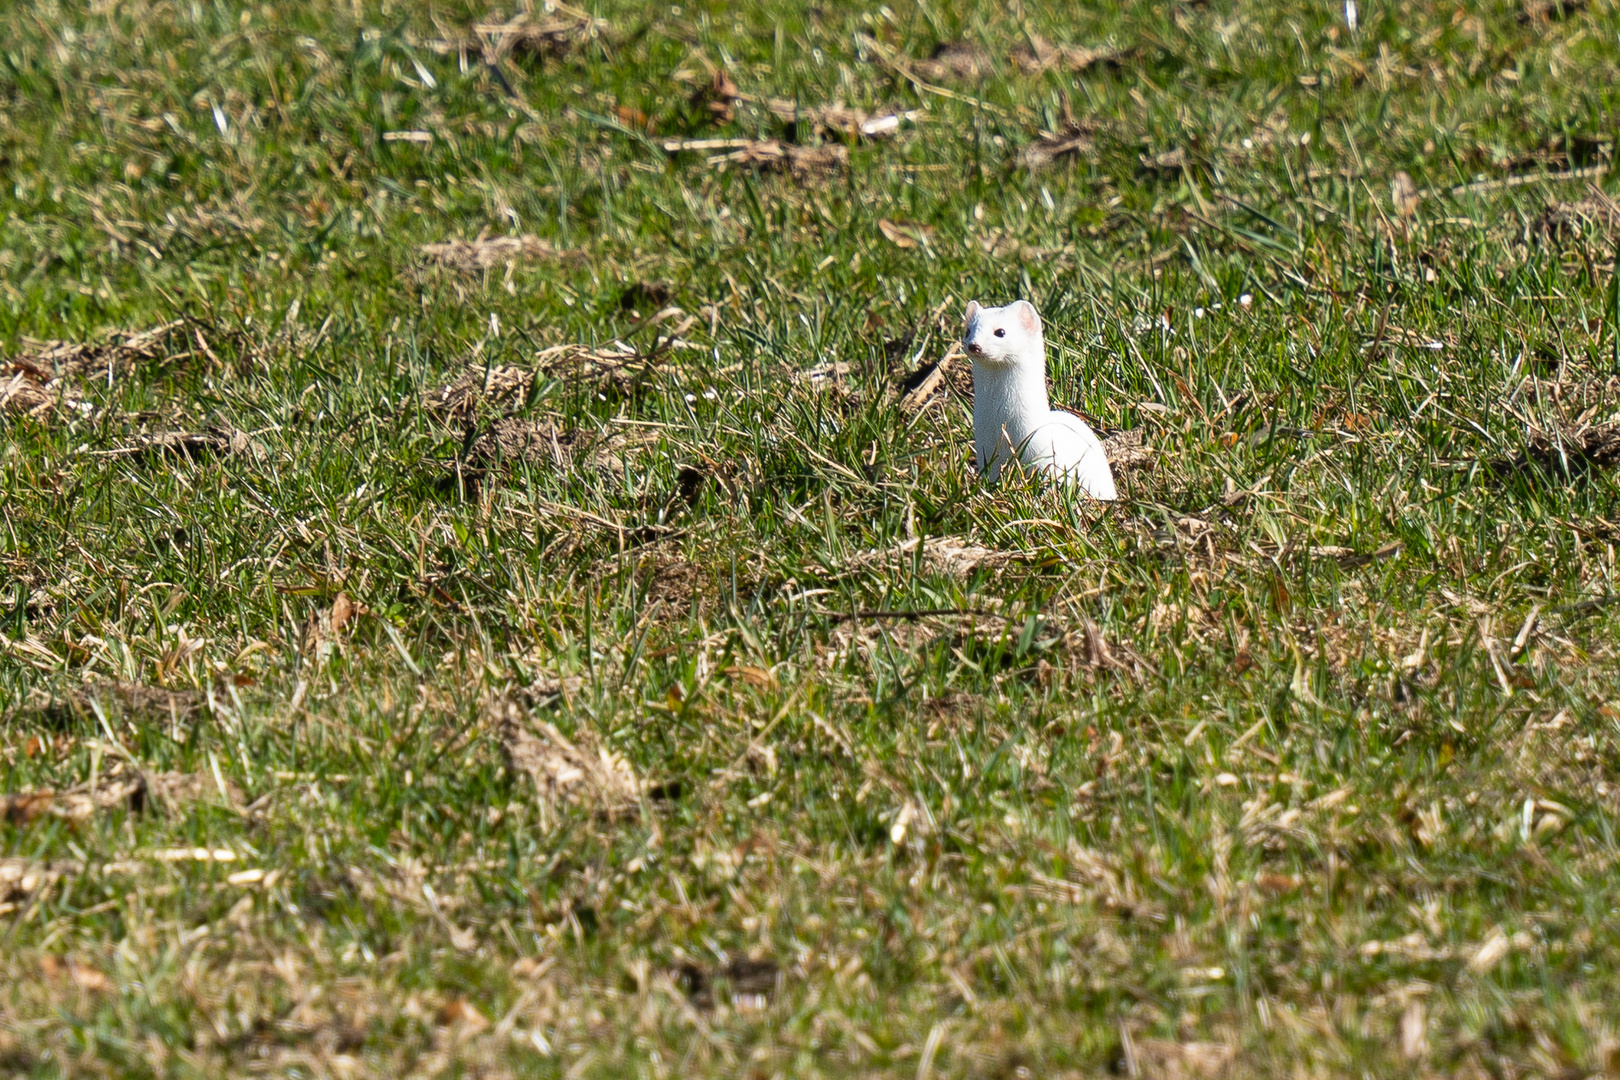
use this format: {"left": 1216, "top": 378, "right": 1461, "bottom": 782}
{"left": 962, "top": 299, "right": 1044, "bottom": 367}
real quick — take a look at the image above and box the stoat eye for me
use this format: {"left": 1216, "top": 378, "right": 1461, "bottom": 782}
{"left": 993, "top": 328, "right": 1006, "bottom": 338}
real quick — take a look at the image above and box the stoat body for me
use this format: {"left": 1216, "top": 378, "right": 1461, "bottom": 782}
{"left": 962, "top": 299, "right": 1116, "bottom": 500}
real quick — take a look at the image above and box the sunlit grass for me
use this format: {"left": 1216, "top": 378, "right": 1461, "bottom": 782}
{"left": 1, "top": 0, "right": 1619, "bottom": 1075}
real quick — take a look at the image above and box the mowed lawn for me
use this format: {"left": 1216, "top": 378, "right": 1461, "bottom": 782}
{"left": 3, "top": 0, "right": 1620, "bottom": 1075}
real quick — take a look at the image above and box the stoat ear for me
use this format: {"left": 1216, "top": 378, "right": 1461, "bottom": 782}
{"left": 1012, "top": 300, "right": 1042, "bottom": 335}
{"left": 963, "top": 299, "right": 982, "bottom": 327}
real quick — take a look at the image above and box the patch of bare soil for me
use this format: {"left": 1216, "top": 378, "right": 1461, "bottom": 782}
{"left": 465, "top": 417, "right": 656, "bottom": 476}
{"left": 755, "top": 98, "right": 919, "bottom": 139}
{"left": 539, "top": 339, "right": 693, "bottom": 396}
{"left": 429, "top": 342, "right": 686, "bottom": 436}
{"left": 0, "top": 362, "right": 71, "bottom": 419}
{"left": 663, "top": 138, "right": 848, "bottom": 180}
{"left": 619, "top": 280, "right": 673, "bottom": 313}
{"left": 495, "top": 699, "right": 642, "bottom": 824}
{"left": 17, "top": 322, "right": 186, "bottom": 381}
{"left": 544, "top": 340, "right": 662, "bottom": 381}
{"left": 820, "top": 610, "right": 1012, "bottom": 670}
{"left": 2, "top": 322, "right": 187, "bottom": 420}
{"left": 921, "top": 689, "right": 985, "bottom": 724}
{"left": 0, "top": 858, "right": 69, "bottom": 914}
{"left": 1519, "top": 0, "right": 1586, "bottom": 21}
{"left": 640, "top": 556, "right": 711, "bottom": 611}
{"left": 915, "top": 41, "right": 994, "bottom": 81}
{"left": 1100, "top": 428, "right": 1156, "bottom": 470}
{"left": 895, "top": 347, "right": 973, "bottom": 413}
{"left": 96, "top": 424, "right": 262, "bottom": 461}
{"left": 1021, "top": 120, "right": 1107, "bottom": 169}
{"left": 690, "top": 67, "right": 739, "bottom": 122}
{"left": 1012, "top": 36, "right": 1130, "bottom": 74}
{"left": 674, "top": 953, "right": 782, "bottom": 1010}
{"left": 0, "top": 766, "right": 242, "bottom": 826}
{"left": 1525, "top": 374, "right": 1620, "bottom": 410}
{"left": 466, "top": 417, "right": 572, "bottom": 469}
{"left": 1507, "top": 374, "right": 1620, "bottom": 474}
{"left": 1526, "top": 422, "right": 1620, "bottom": 469}
{"left": 850, "top": 535, "right": 1025, "bottom": 579}
{"left": 424, "top": 364, "right": 535, "bottom": 421}
{"left": 1534, "top": 190, "right": 1620, "bottom": 243}
{"left": 472, "top": 5, "right": 607, "bottom": 62}
{"left": 1125, "top": 1038, "right": 1236, "bottom": 1079}
{"left": 1140, "top": 146, "right": 1189, "bottom": 178}
{"left": 19, "top": 681, "right": 202, "bottom": 725}
{"left": 418, "top": 234, "right": 580, "bottom": 274}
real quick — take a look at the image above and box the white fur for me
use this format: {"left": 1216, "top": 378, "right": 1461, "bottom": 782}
{"left": 963, "top": 299, "right": 1116, "bottom": 500}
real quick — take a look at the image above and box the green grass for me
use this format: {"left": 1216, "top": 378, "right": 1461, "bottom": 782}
{"left": 3, "top": 0, "right": 1620, "bottom": 1075}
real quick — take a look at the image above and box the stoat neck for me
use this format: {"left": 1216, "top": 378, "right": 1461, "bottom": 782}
{"left": 973, "top": 350, "right": 1050, "bottom": 442}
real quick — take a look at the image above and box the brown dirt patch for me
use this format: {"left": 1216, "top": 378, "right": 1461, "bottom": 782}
{"left": 465, "top": 417, "right": 655, "bottom": 475}
{"left": 419, "top": 234, "right": 580, "bottom": 275}
{"left": 433, "top": 346, "right": 695, "bottom": 476}
{"left": 97, "top": 425, "right": 262, "bottom": 461}
{"left": 466, "top": 418, "right": 571, "bottom": 469}
{"left": 756, "top": 99, "right": 918, "bottom": 139}
{"left": 16, "top": 322, "right": 186, "bottom": 381}
{"left": 495, "top": 699, "right": 642, "bottom": 825}
{"left": 1101, "top": 428, "right": 1156, "bottom": 470}
{"left": 536, "top": 340, "right": 689, "bottom": 397}
{"left": 21, "top": 682, "right": 202, "bottom": 725}
{"left": 896, "top": 348, "right": 972, "bottom": 413}
{"left": 472, "top": 6, "right": 607, "bottom": 62}
{"left": 915, "top": 41, "right": 994, "bottom": 81}
{"left": 425, "top": 364, "right": 535, "bottom": 422}
{"left": 1519, "top": 0, "right": 1586, "bottom": 21}
{"left": 1510, "top": 373, "right": 1620, "bottom": 473}
{"left": 0, "top": 761, "right": 240, "bottom": 826}
{"left": 619, "top": 280, "right": 673, "bottom": 312}
{"left": 0, "top": 363, "right": 66, "bottom": 419}
{"left": 1534, "top": 190, "right": 1620, "bottom": 243}
{"left": 1126, "top": 1038, "right": 1236, "bottom": 1079}
{"left": 3, "top": 322, "right": 186, "bottom": 420}
{"left": 717, "top": 141, "right": 849, "bottom": 180}
{"left": 690, "top": 68, "right": 739, "bottom": 123}
{"left": 0, "top": 765, "right": 143, "bottom": 825}
{"left": 641, "top": 557, "right": 711, "bottom": 611}
{"left": 0, "top": 859, "right": 67, "bottom": 914}
{"left": 1527, "top": 422, "right": 1620, "bottom": 469}
{"left": 820, "top": 610, "right": 1013, "bottom": 670}
{"left": 1012, "top": 36, "right": 1130, "bottom": 75}
{"left": 674, "top": 953, "right": 781, "bottom": 1010}
{"left": 1140, "top": 146, "right": 1189, "bottom": 178}
{"left": 1022, "top": 121, "right": 1107, "bottom": 169}
{"left": 850, "top": 535, "right": 1025, "bottom": 579}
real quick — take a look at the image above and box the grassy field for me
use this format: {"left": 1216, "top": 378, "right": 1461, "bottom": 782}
{"left": 2, "top": 0, "right": 1620, "bottom": 1075}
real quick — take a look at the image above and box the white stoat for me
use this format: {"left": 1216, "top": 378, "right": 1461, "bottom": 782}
{"left": 962, "top": 298, "right": 1116, "bottom": 500}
